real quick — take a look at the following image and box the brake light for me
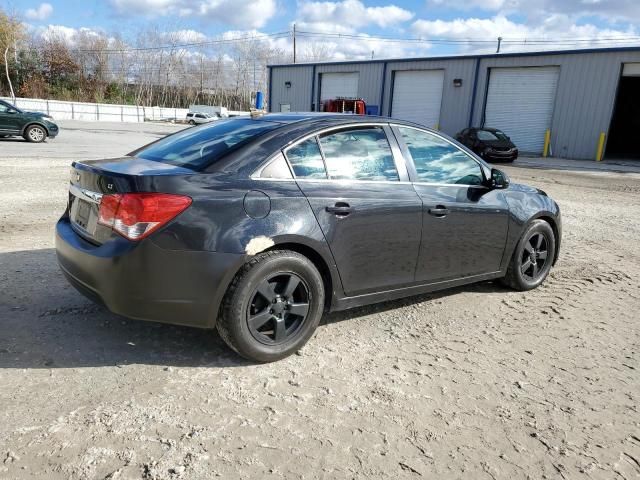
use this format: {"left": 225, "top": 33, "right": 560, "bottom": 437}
{"left": 98, "top": 193, "right": 192, "bottom": 241}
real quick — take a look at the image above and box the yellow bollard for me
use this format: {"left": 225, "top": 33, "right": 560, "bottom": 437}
{"left": 596, "top": 132, "right": 606, "bottom": 162}
{"left": 542, "top": 129, "right": 551, "bottom": 158}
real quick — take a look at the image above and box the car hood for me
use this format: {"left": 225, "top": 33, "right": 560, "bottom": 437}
{"left": 509, "top": 182, "right": 548, "bottom": 196}
{"left": 23, "top": 111, "right": 51, "bottom": 118}
{"left": 480, "top": 139, "right": 516, "bottom": 149}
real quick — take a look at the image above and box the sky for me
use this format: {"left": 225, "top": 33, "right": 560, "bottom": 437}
{"left": 4, "top": 0, "right": 640, "bottom": 61}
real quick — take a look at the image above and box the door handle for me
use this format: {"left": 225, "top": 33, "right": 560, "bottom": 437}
{"left": 428, "top": 205, "right": 450, "bottom": 217}
{"left": 326, "top": 202, "right": 353, "bottom": 216}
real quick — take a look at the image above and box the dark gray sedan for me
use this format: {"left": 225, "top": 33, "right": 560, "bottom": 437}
{"left": 56, "top": 114, "right": 561, "bottom": 362}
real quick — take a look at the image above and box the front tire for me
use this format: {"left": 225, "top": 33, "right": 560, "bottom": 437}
{"left": 501, "top": 219, "right": 555, "bottom": 291}
{"left": 217, "top": 250, "right": 325, "bottom": 362}
{"left": 24, "top": 125, "right": 47, "bottom": 143}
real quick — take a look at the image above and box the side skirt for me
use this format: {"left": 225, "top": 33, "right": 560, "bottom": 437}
{"left": 330, "top": 271, "right": 504, "bottom": 312}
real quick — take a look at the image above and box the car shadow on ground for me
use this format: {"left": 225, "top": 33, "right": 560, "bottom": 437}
{"left": 0, "top": 137, "right": 27, "bottom": 142}
{"left": 0, "top": 248, "right": 509, "bottom": 370}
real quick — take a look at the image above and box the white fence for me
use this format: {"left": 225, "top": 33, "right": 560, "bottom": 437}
{"left": 1, "top": 97, "right": 189, "bottom": 123}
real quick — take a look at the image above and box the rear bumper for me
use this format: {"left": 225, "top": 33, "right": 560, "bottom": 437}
{"left": 55, "top": 216, "right": 245, "bottom": 328}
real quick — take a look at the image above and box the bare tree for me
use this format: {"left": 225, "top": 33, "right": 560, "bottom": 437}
{"left": 0, "top": 9, "right": 23, "bottom": 102}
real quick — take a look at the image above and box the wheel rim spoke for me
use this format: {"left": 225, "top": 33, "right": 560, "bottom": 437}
{"left": 524, "top": 242, "right": 534, "bottom": 255}
{"left": 535, "top": 234, "right": 544, "bottom": 249}
{"left": 537, "top": 250, "right": 548, "bottom": 260}
{"left": 248, "top": 310, "right": 273, "bottom": 330}
{"left": 282, "top": 275, "right": 300, "bottom": 298}
{"left": 247, "top": 272, "right": 310, "bottom": 345}
{"left": 521, "top": 259, "right": 532, "bottom": 274}
{"left": 288, "top": 302, "right": 309, "bottom": 317}
{"left": 531, "top": 262, "right": 539, "bottom": 277}
{"left": 274, "top": 318, "right": 287, "bottom": 342}
{"left": 256, "top": 280, "right": 274, "bottom": 301}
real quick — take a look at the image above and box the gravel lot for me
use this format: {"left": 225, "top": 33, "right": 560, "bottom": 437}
{"left": 1, "top": 121, "right": 639, "bottom": 479}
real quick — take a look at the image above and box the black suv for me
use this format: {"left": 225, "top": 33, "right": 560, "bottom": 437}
{"left": 0, "top": 99, "right": 59, "bottom": 142}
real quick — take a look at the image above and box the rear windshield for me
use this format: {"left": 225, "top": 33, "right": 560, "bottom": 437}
{"left": 133, "top": 118, "right": 281, "bottom": 170}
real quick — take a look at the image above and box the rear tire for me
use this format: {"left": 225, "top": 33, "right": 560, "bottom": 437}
{"left": 217, "top": 250, "right": 325, "bottom": 362}
{"left": 189, "top": 120, "right": 196, "bottom": 126}
{"left": 24, "top": 125, "right": 47, "bottom": 143}
{"left": 501, "top": 219, "right": 555, "bottom": 291}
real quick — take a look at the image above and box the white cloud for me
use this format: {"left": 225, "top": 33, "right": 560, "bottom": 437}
{"left": 108, "top": 0, "right": 276, "bottom": 28}
{"left": 164, "top": 29, "right": 208, "bottom": 43}
{"left": 426, "top": 0, "right": 640, "bottom": 23}
{"left": 297, "top": 0, "right": 414, "bottom": 31}
{"left": 25, "top": 3, "right": 54, "bottom": 21}
{"left": 34, "top": 25, "right": 109, "bottom": 45}
{"left": 411, "top": 14, "right": 638, "bottom": 53}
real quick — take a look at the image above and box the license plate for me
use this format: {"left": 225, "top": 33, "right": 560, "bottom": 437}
{"left": 71, "top": 197, "right": 98, "bottom": 235}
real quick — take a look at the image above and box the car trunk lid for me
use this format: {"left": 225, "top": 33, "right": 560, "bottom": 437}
{"left": 68, "top": 156, "right": 194, "bottom": 244}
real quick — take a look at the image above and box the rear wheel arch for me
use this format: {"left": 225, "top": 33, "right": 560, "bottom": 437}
{"left": 265, "top": 242, "right": 334, "bottom": 311}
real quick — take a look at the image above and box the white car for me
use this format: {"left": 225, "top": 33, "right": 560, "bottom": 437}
{"left": 186, "top": 112, "right": 218, "bottom": 125}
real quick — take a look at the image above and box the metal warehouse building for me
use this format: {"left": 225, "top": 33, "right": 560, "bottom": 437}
{"left": 267, "top": 46, "right": 640, "bottom": 161}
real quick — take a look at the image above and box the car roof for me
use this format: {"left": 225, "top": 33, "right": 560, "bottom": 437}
{"left": 252, "top": 112, "right": 393, "bottom": 124}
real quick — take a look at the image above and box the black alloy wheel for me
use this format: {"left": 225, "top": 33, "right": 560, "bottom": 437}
{"left": 247, "top": 273, "right": 310, "bottom": 345}
{"left": 217, "top": 250, "right": 325, "bottom": 362}
{"left": 520, "top": 232, "right": 549, "bottom": 281}
{"left": 501, "top": 219, "right": 556, "bottom": 291}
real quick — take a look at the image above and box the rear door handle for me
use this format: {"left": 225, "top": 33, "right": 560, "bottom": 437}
{"left": 326, "top": 202, "right": 353, "bottom": 216}
{"left": 428, "top": 206, "right": 450, "bottom": 217}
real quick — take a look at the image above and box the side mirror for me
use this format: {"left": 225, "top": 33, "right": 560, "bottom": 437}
{"left": 489, "top": 168, "right": 510, "bottom": 189}
{"left": 7, "top": 108, "right": 17, "bottom": 114}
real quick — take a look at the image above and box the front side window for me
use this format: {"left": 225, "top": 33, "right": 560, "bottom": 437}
{"left": 286, "top": 137, "right": 327, "bottom": 179}
{"left": 398, "top": 126, "right": 484, "bottom": 185}
{"left": 133, "top": 118, "right": 281, "bottom": 170}
{"left": 318, "top": 127, "right": 399, "bottom": 181}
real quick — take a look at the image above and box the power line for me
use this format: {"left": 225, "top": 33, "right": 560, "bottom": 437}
{"left": 295, "top": 29, "right": 640, "bottom": 47}
{"left": 69, "top": 31, "right": 290, "bottom": 54}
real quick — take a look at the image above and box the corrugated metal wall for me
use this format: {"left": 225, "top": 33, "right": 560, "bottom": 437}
{"left": 269, "top": 65, "right": 314, "bottom": 112}
{"left": 313, "top": 63, "right": 385, "bottom": 111}
{"left": 269, "top": 49, "right": 640, "bottom": 160}
{"left": 470, "top": 51, "right": 640, "bottom": 159}
{"left": 383, "top": 58, "right": 476, "bottom": 134}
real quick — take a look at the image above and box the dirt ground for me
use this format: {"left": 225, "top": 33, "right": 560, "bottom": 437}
{"left": 1, "top": 122, "right": 639, "bottom": 480}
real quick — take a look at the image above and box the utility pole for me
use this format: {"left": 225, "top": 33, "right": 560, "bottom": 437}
{"left": 371, "top": 50, "right": 374, "bottom": 59}
{"left": 496, "top": 37, "right": 503, "bottom": 53}
{"left": 293, "top": 23, "right": 297, "bottom": 63}
{"left": 200, "top": 55, "right": 204, "bottom": 102}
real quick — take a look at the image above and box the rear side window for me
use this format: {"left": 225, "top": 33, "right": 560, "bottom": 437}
{"left": 286, "top": 138, "right": 327, "bottom": 179}
{"left": 319, "top": 127, "right": 399, "bottom": 181}
{"left": 398, "top": 127, "right": 483, "bottom": 185}
{"left": 133, "top": 119, "right": 280, "bottom": 170}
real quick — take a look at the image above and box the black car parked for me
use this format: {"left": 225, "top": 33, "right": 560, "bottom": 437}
{"left": 455, "top": 127, "right": 518, "bottom": 162}
{"left": 0, "top": 99, "right": 59, "bottom": 142}
{"left": 56, "top": 114, "right": 561, "bottom": 362}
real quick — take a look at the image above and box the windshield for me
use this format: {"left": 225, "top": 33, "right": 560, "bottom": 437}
{"left": 0, "top": 100, "right": 21, "bottom": 114}
{"left": 133, "top": 118, "right": 281, "bottom": 170}
{"left": 477, "top": 129, "right": 509, "bottom": 141}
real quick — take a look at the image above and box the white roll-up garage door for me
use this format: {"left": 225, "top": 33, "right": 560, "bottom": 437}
{"left": 320, "top": 72, "right": 359, "bottom": 101}
{"left": 484, "top": 66, "right": 560, "bottom": 154}
{"left": 391, "top": 70, "right": 445, "bottom": 129}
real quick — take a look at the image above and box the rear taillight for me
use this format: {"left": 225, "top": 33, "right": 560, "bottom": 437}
{"left": 98, "top": 193, "right": 192, "bottom": 241}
